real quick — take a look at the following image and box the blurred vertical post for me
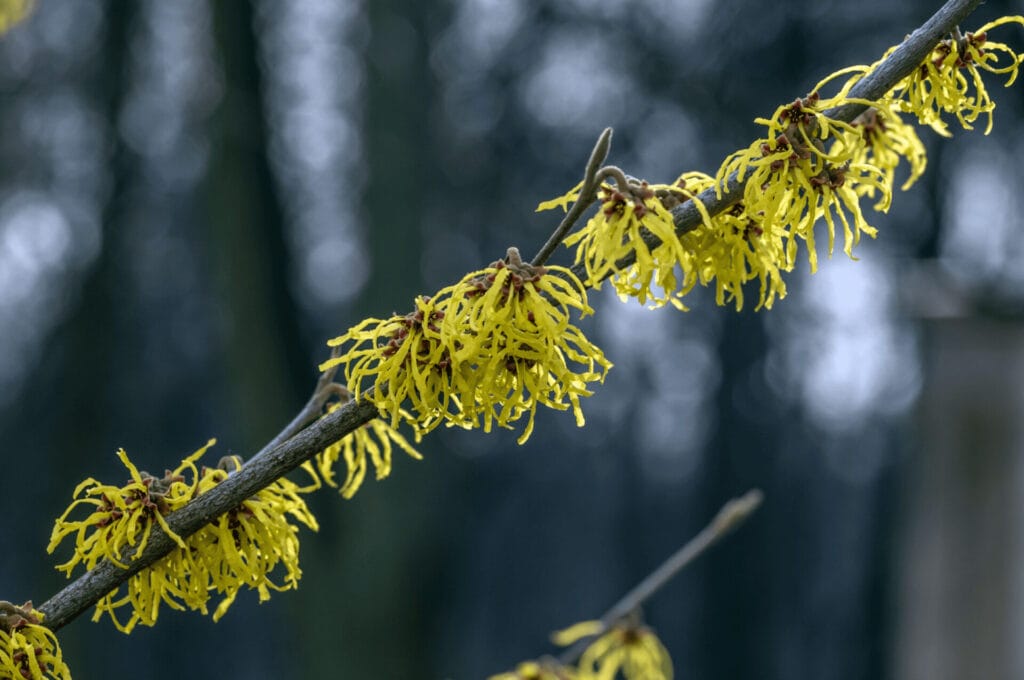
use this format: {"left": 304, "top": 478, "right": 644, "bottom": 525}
{"left": 895, "top": 317, "right": 1024, "bottom": 679}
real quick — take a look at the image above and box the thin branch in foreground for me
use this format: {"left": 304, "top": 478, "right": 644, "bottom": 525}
{"left": 531, "top": 127, "right": 613, "bottom": 267}
{"left": 35, "top": 0, "right": 981, "bottom": 634}
{"left": 557, "top": 489, "right": 764, "bottom": 666}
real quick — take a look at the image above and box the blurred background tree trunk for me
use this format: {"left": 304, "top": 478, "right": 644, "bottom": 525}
{"left": 208, "top": 0, "right": 307, "bottom": 453}
{"left": 895, "top": 317, "right": 1024, "bottom": 680}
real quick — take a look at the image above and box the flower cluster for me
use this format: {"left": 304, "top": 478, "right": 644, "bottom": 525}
{"left": 846, "top": 105, "right": 927, "bottom": 193}
{"left": 538, "top": 87, "right": 896, "bottom": 311}
{"left": 321, "top": 247, "right": 611, "bottom": 444}
{"left": 0, "top": 602, "right": 70, "bottom": 680}
{"left": 539, "top": 171, "right": 706, "bottom": 309}
{"left": 47, "top": 444, "right": 207, "bottom": 575}
{"left": 716, "top": 89, "right": 890, "bottom": 273}
{"left": 302, "top": 400, "right": 422, "bottom": 498}
{"left": 323, "top": 294, "right": 457, "bottom": 434}
{"left": 440, "top": 248, "right": 611, "bottom": 442}
{"left": 570, "top": 623, "right": 672, "bottom": 680}
{"left": 185, "top": 455, "right": 317, "bottom": 623}
{"left": 490, "top": 660, "right": 577, "bottom": 680}
{"left": 48, "top": 442, "right": 318, "bottom": 633}
{"left": 890, "top": 16, "right": 1024, "bottom": 136}
{"left": 491, "top": 620, "right": 672, "bottom": 680}
{"left": 679, "top": 191, "right": 790, "bottom": 311}
{"left": 527, "top": 62, "right": 909, "bottom": 312}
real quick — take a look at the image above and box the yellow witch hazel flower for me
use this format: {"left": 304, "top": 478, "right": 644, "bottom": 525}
{"left": 441, "top": 247, "right": 612, "bottom": 444}
{"left": 890, "top": 16, "right": 1024, "bottom": 135}
{"left": 489, "top": 660, "right": 578, "bottom": 680}
{"left": 716, "top": 87, "right": 890, "bottom": 274}
{"left": 47, "top": 442, "right": 212, "bottom": 575}
{"left": 187, "top": 455, "right": 318, "bottom": 622}
{"left": 0, "top": 602, "right": 71, "bottom": 680}
{"left": 48, "top": 441, "right": 318, "bottom": 632}
{"left": 92, "top": 537, "right": 209, "bottom": 632}
{"left": 538, "top": 172, "right": 707, "bottom": 309}
{"left": 321, "top": 249, "right": 610, "bottom": 444}
{"left": 0, "top": 0, "right": 33, "bottom": 35}
{"left": 545, "top": 169, "right": 790, "bottom": 311}
{"left": 680, "top": 194, "right": 790, "bottom": 311}
{"left": 847, "top": 104, "right": 927, "bottom": 193}
{"left": 554, "top": 620, "right": 673, "bottom": 680}
{"left": 301, "top": 400, "right": 422, "bottom": 499}
{"left": 320, "top": 294, "right": 462, "bottom": 437}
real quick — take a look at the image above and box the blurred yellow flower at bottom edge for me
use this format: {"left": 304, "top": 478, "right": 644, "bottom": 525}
{"left": 0, "top": 0, "right": 33, "bottom": 35}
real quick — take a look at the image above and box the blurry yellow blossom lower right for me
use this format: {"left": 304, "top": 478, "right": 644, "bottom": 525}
{"left": 490, "top": 620, "right": 672, "bottom": 680}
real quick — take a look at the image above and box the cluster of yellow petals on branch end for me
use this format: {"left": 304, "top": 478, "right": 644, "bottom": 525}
{"left": 47, "top": 441, "right": 318, "bottom": 633}
{"left": 184, "top": 455, "right": 317, "bottom": 623}
{"left": 539, "top": 169, "right": 795, "bottom": 312}
{"left": 301, "top": 400, "right": 421, "bottom": 499}
{"left": 0, "top": 602, "right": 70, "bottom": 680}
{"left": 677, "top": 177, "right": 790, "bottom": 311}
{"left": 716, "top": 79, "right": 893, "bottom": 277}
{"left": 490, "top": 620, "right": 672, "bottom": 680}
{"left": 890, "top": 16, "right": 1024, "bottom": 136}
{"left": 320, "top": 247, "right": 610, "bottom": 444}
{"left": 538, "top": 174, "right": 705, "bottom": 310}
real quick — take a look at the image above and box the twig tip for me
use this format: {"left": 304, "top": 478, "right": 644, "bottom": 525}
{"left": 591, "top": 128, "right": 613, "bottom": 168}
{"left": 712, "top": 488, "right": 764, "bottom": 534}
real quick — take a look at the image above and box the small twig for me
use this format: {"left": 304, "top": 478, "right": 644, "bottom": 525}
{"left": 558, "top": 489, "right": 764, "bottom": 665}
{"left": 531, "top": 127, "right": 613, "bottom": 267}
{"left": 254, "top": 347, "right": 346, "bottom": 458}
{"left": 593, "top": 165, "right": 632, "bottom": 191}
